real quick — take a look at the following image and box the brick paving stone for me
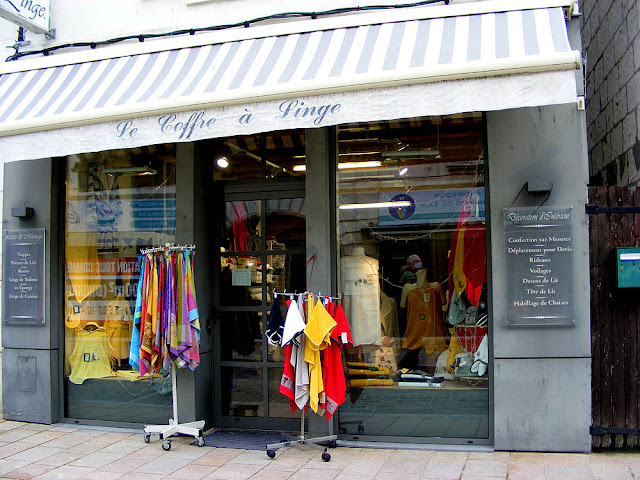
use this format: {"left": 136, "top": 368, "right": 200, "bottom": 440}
{"left": 229, "top": 450, "right": 273, "bottom": 466}
{"left": 468, "top": 451, "right": 510, "bottom": 462}
{"left": 288, "top": 468, "right": 338, "bottom": 480}
{"left": 545, "top": 453, "right": 589, "bottom": 466}
{"left": 0, "top": 443, "right": 35, "bottom": 459}
{"left": 39, "top": 434, "right": 87, "bottom": 449}
{"left": 261, "top": 454, "right": 316, "bottom": 472}
{"left": 68, "top": 451, "right": 127, "bottom": 469}
{"left": 506, "top": 463, "right": 547, "bottom": 479}
{"left": 508, "top": 452, "right": 546, "bottom": 464}
{"left": 422, "top": 462, "right": 464, "bottom": 479}
{"left": 0, "top": 459, "right": 30, "bottom": 476}
{"left": 3, "top": 462, "right": 56, "bottom": 479}
{"left": 192, "top": 448, "right": 244, "bottom": 467}
{"left": 133, "top": 455, "right": 192, "bottom": 475}
{"left": 590, "top": 462, "right": 634, "bottom": 480}
{"left": 373, "top": 471, "right": 423, "bottom": 480}
{"left": 19, "top": 432, "right": 68, "bottom": 446}
{"left": 31, "top": 464, "right": 95, "bottom": 479}
{"left": 5, "top": 446, "right": 64, "bottom": 463}
{"left": 430, "top": 451, "right": 469, "bottom": 464}
{"left": 546, "top": 465, "right": 593, "bottom": 480}
{"left": 203, "top": 462, "right": 263, "bottom": 479}
{"left": 19, "top": 425, "right": 53, "bottom": 433}
{"left": 168, "top": 463, "right": 217, "bottom": 479}
{"left": 463, "top": 459, "right": 509, "bottom": 477}
{"left": 76, "top": 471, "right": 123, "bottom": 480}
{"left": 0, "top": 430, "right": 41, "bottom": 443}
{"left": 34, "top": 451, "right": 85, "bottom": 468}
{"left": 339, "top": 458, "right": 385, "bottom": 476}
{"left": 0, "top": 422, "right": 26, "bottom": 432}
{"left": 248, "top": 469, "right": 294, "bottom": 480}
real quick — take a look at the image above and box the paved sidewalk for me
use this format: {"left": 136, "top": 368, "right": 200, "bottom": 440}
{"left": 0, "top": 420, "right": 635, "bottom": 480}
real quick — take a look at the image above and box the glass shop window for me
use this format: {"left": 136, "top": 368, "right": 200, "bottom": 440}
{"left": 337, "top": 114, "right": 490, "bottom": 440}
{"left": 64, "top": 144, "right": 176, "bottom": 424}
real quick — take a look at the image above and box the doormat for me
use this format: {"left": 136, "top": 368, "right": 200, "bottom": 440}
{"left": 197, "top": 429, "right": 292, "bottom": 450}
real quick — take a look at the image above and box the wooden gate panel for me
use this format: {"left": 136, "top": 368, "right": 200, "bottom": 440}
{"left": 589, "top": 186, "right": 640, "bottom": 448}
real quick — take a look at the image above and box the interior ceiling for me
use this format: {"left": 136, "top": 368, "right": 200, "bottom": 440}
{"left": 216, "top": 114, "right": 485, "bottom": 178}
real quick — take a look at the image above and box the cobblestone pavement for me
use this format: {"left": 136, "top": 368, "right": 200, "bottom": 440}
{"left": 0, "top": 420, "right": 634, "bottom": 480}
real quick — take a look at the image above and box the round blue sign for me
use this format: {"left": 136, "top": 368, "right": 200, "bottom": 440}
{"left": 388, "top": 194, "right": 415, "bottom": 221}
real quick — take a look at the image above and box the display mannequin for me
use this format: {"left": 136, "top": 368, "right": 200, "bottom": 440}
{"left": 340, "top": 247, "right": 382, "bottom": 347}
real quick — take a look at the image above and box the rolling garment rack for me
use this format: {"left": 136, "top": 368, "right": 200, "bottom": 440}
{"left": 266, "top": 290, "right": 338, "bottom": 462}
{"left": 138, "top": 244, "right": 206, "bottom": 451}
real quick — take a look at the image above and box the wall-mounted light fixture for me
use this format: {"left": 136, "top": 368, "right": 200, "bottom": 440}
{"left": 216, "top": 156, "right": 229, "bottom": 168}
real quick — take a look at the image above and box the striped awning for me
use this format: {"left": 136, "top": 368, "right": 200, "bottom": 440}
{"left": 0, "top": 4, "right": 581, "bottom": 161}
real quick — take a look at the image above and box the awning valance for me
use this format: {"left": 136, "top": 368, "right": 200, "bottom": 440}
{"left": 0, "top": 4, "right": 580, "bottom": 161}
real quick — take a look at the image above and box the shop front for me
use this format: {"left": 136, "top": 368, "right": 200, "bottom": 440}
{"left": 0, "top": 0, "right": 591, "bottom": 452}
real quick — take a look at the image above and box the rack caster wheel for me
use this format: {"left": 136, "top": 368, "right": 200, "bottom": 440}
{"left": 321, "top": 450, "right": 331, "bottom": 462}
{"left": 266, "top": 449, "right": 276, "bottom": 458}
{"left": 162, "top": 440, "right": 172, "bottom": 451}
{"left": 328, "top": 439, "right": 337, "bottom": 448}
{"left": 196, "top": 437, "right": 205, "bottom": 447}
{"left": 144, "top": 434, "right": 151, "bottom": 444}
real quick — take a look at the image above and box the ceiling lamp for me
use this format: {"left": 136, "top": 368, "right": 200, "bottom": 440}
{"left": 104, "top": 165, "right": 157, "bottom": 176}
{"left": 216, "top": 156, "right": 229, "bottom": 168}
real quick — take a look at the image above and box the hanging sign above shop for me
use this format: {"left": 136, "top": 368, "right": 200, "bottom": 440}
{"left": 0, "top": 0, "right": 50, "bottom": 35}
{"left": 504, "top": 206, "right": 575, "bottom": 327}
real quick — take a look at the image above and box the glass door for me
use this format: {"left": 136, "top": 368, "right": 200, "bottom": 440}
{"left": 213, "top": 181, "right": 306, "bottom": 431}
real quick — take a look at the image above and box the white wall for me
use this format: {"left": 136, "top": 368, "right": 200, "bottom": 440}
{"left": 0, "top": 0, "right": 485, "bottom": 60}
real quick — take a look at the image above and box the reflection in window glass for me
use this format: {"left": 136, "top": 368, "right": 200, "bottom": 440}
{"left": 337, "top": 114, "right": 489, "bottom": 440}
{"left": 64, "top": 145, "right": 176, "bottom": 424}
{"left": 220, "top": 311, "right": 263, "bottom": 362}
{"left": 221, "top": 367, "right": 264, "bottom": 417}
{"left": 212, "top": 130, "right": 306, "bottom": 181}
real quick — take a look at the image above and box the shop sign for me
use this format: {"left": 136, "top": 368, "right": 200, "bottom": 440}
{"left": 504, "top": 206, "right": 575, "bottom": 327}
{"left": 3, "top": 228, "right": 46, "bottom": 325}
{"left": 378, "top": 188, "right": 485, "bottom": 226}
{"left": 0, "top": 0, "right": 50, "bottom": 35}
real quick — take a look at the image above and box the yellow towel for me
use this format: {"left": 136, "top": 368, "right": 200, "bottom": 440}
{"left": 303, "top": 295, "right": 337, "bottom": 413}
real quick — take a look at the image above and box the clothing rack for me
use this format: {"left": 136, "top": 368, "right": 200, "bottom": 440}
{"left": 141, "top": 244, "right": 206, "bottom": 451}
{"left": 266, "top": 291, "right": 337, "bottom": 462}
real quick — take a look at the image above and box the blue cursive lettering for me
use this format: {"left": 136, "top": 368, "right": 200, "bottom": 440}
{"left": 158, "top": 111, "right": 216, "bottom": 140}
{"left": 116, "top": 120, "right": 138, "bottom": 138}
{"left": 276, "top": 100, "right": 341, "bottom": 125}
{"left": 20, "top": 0, "right": 46, "bottom": 20}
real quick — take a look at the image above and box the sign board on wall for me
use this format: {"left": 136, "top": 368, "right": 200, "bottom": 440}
{"left": 0, "top": 0, "right": 50, "bottom": 35}
{"left": 504, "top": 206, "right": 575, "bottom": 327}
{"left": 3, "top": 228, "right": 46, "bottom": 325}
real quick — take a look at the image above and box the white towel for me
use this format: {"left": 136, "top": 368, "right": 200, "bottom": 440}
{"left": 281, "top": 299, "right": 306, "bottom": 346}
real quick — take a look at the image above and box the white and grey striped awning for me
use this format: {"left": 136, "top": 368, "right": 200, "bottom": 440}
{"left": 0, "top": 4, "right": 581, "bottom": 161}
